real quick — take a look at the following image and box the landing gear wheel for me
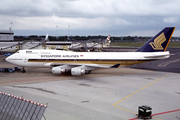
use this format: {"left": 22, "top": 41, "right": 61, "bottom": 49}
{"left": 86, "top": 70, "right": 92, "bottom": 74}
{"left": 21, "top": 67, "right": 26, "bottom": 73}
{"left": 22, "top": 70, "right": 26, "bottom": 73}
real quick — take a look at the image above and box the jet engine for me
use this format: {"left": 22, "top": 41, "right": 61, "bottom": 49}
{"left": 71, "top": 68, "right": 85, "bottom": 76}
{"left": 52, "top": 67, "right": 66, "bottom": 74}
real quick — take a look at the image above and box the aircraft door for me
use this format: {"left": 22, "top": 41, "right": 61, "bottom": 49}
{"left": 24, "top": 58, "right": 28, "bottom": 63}
{"left": 23, "top": 55, "right": 28, "bottom": 63}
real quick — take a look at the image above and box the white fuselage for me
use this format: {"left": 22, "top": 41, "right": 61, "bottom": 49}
{"left": 6, "top": 49, "right": 170, "bottom": 68}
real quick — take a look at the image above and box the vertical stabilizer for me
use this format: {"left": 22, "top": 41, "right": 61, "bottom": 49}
{"left": 136, "top": 27, "right": 175, "bottom": 52}
{"left": 44, "top": 34, "right": 49, "bottom": 41}
{"left": 104, "top": 35, "right": 111, "bottom": 47}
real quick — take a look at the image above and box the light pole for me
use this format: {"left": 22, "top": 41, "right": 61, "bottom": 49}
{"left": 56, "top": 26, "right": 58, "bottom": 40}
{"left": 10, "top": 22, "right": 13, "bottom": 31}
{"left": 68, "top": 25, "right": 70, "bottom": 36}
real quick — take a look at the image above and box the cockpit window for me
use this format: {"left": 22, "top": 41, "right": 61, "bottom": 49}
{"left": 26, "top": 51, "right": 37, "bottom": 54}
{"left": 26, "top": 51, "right": 32, "bottom": 53}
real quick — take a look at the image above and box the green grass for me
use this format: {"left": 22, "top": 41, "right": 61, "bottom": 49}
{"left": 111, "top": 42, "right": 180, "bottom": 48}
{"left": 169, "top": 42, "right": 180, "bottom": 47}
{"left": 111, "top": 42, "right": 144, "bottom": 47}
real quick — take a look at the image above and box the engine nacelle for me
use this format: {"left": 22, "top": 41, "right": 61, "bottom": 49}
{"left": 52, "top": 67, "right": 66, "bottom": 74}
{"left": 71, "top": 68, "right": 85, "bottom": 76}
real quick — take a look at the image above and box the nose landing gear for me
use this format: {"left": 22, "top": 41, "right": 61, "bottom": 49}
{"left": 21, "top": 67, "right": 26, "bottom": 73}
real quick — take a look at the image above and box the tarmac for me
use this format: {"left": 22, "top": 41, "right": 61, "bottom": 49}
{"left": 0, "top": 48, "right": 180, "bottom": 120}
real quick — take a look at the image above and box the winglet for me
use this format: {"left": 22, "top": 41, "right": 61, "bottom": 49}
{"left": 136, "top": 27, "right": 175, "bottom": 52}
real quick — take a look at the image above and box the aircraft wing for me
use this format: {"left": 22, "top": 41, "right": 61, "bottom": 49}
{"left": 50, "top": 63, "right": 110, "bottom": 69}
{"left": 50, "top": 62, "right": 121, "bottom": 75}
{"left": 50, "top": 63, "right": 113, "bottom": 75}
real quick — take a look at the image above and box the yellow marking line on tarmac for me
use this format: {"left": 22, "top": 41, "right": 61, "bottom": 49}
{"left": 113, "top": 73, "right": 170, "bottom": 119}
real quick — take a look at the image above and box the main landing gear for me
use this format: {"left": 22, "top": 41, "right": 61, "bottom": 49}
{"left": 85, "top": 70, "right": 92, "bottom": 74}
{"left": 21, "top": 67, "right": 26, "bottom": 73}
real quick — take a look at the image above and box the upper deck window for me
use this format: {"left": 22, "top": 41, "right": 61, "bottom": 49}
{"left": 26, "top": 51, "right": 37, "bottom": 54}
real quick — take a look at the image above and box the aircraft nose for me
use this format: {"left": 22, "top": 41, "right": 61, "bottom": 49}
{"left": 5, "top": 56, "right": 15, "bottom": 64}
{"left": 5, "top": 56, "right": 10, "bottom": 62}
{"left": 5, "top": 55, "right": 14, "bottom": 63}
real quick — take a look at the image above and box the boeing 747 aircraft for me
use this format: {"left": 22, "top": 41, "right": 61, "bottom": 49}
{"left": 6, "top": 27, "right": 175, "bottom": 75}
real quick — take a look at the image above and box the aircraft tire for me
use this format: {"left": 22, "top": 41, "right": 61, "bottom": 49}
{"left": 86, "top": 70, "right": 91, "bottom": 74}
{"left": 22, "top": 70, "right": 26, "bottom": 73}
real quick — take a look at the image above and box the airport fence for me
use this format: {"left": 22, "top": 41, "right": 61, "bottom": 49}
{"left": 0, "top": 92, "right": 47, "bottom": 120}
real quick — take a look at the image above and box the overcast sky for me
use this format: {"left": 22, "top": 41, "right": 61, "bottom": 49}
{"left": 0, "top": 0, "right": 180, "bottom": 36}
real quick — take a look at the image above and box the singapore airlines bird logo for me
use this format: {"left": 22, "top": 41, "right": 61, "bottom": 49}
{"left": 149, "top": 32, "right": 166, "bottom": 50}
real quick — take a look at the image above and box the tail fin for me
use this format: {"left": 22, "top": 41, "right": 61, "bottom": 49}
{"left": 104, "top": 35, "right": 111, "bottom": 47}
{"left": 44, "top": 34, "right": 49, "bottom": 41}
{"left": 106, "top": 35, "right": 111, "bottom": 43}
{"left": 66, "top": 35, "right": 74, "bottom": 41}
{"left": 136, "top": 27, "right": 175, "bottom": 52}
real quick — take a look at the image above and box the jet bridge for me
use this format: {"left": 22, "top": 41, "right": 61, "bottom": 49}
{"left": 0, "top": 92, "right": 47, "bottom": 120}
{"left": 0, "top": 40, "right": 45, "bottom": 52}
{"left": 0, "top": 37, "right": 110, "bottom": 52}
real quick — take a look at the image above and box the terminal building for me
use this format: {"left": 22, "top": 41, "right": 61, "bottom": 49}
{"left": 0, "top": 30, "right": 14, "bottom": 41}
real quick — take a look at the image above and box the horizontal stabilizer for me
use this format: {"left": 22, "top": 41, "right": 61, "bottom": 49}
{"left": 144, "top": 54, "right": 170, "bottom": 59}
